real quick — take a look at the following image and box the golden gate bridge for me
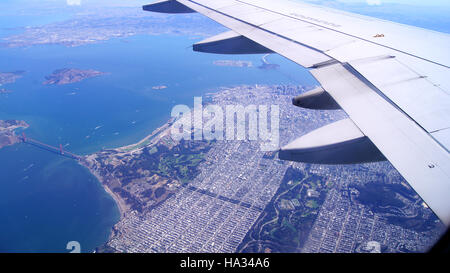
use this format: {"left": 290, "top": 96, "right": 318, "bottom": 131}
{"left": 20, "top": 132, "right": 81, "bottom": 160}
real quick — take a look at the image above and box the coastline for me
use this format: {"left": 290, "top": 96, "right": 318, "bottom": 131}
{"left": 79, "top": 117, "right": 176, "bottom": 221}
{"left": 88, "top": 166, "right": 127, "bottom": 219}
{"left": 0, "top": 120, "right": 30, "bottom": 150}
{"left": 116, "top": 117, "right": 174, "bottom": 152}
{"left": 76, "top": 118, "right": 179, "bottom": 251}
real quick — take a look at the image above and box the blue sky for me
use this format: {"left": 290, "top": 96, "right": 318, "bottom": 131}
{"left": 4, "top": 0, "right": 444, "bottom": 8}
{"left": 58, "top": 0, "right": 450, "bottom": 8}
{"left": 303, "top": 0, "right": 450, "bottom": 7}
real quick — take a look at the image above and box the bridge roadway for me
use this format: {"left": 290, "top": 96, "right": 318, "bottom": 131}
{"left": 21, "top": 134, "right": 81, "bottom": 160}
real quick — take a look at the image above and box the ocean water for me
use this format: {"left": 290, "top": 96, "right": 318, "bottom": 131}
{"left": 0, "top": 144, "right": 119, "bottom": 253}
{"left": 0, "top": 33, "right": 316, "bottom": 252}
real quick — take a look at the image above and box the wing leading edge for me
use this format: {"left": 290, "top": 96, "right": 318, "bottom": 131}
{"left": 143, "top": 0, "right": 450, "bottom": 226}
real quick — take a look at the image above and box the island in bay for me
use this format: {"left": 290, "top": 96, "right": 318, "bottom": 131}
{"left": 43, "top": 68, "right": 108, "bottom": 85}
{"left": 152, "top": 85, "right": 168, "bottom": 90}
{"left": 0, "top": 71, "right": 25, "bottom": 85}
{"left": 0, "top": 120, "right": 29, "bottom": 149}
{"left": 213, "top": 60, "right": 253, "bottom": 68}
{"left": 0, "top": 88, "right": 12, "bottom": 94}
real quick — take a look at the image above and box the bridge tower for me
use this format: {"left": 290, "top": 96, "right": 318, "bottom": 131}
{"left": 22, "top": 132, "right": 26, "bottom": 142}
{"left": 59, "top": 144, "right": 64, "bottom": 155}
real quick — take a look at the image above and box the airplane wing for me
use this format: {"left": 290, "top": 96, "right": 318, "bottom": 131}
{"left": 143, "top": 0, "right": 450, "bottom": 226}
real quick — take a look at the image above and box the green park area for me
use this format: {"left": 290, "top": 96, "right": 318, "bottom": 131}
{"left": 237, "top": 167, "right": 334, "bottom": 252}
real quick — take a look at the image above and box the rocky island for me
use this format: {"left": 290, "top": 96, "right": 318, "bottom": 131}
{"left": 0, "top": 120, "right": 29, "bottom": 149}
{"left": 43, "top": 68, "right": 108, "bottom": 85}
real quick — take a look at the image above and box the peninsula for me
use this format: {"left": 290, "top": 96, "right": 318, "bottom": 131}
{"left": 1, "top": 7, "right": 224, "bottom": 48}
{"left": 0, "top": 120, "right": 29, "bottom": 149}
{"left": 0, "top": 71, "right": 25, "bottom": 85}
{"left": 79, "top": 84, "right": 441, "bottom": 253}
{"left": 0, "top": 88, "right": 12, "bottom": 94}
{"left": 81, "top": 119, "right": 211, "bottom": 218}
{"left": 82, "top": 84, "right": 310, "bottom": 253}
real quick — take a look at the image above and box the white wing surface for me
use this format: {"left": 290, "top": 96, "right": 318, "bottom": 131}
{"left": 143, "top": 0, "right": 450, "bottom": 226}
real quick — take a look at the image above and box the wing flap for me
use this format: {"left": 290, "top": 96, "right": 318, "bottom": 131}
{"left": 348, "top": 55, "right": 450, "bottom": 134}
{"left": 279, "top": 118, "right": 386, "bottom": 164}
